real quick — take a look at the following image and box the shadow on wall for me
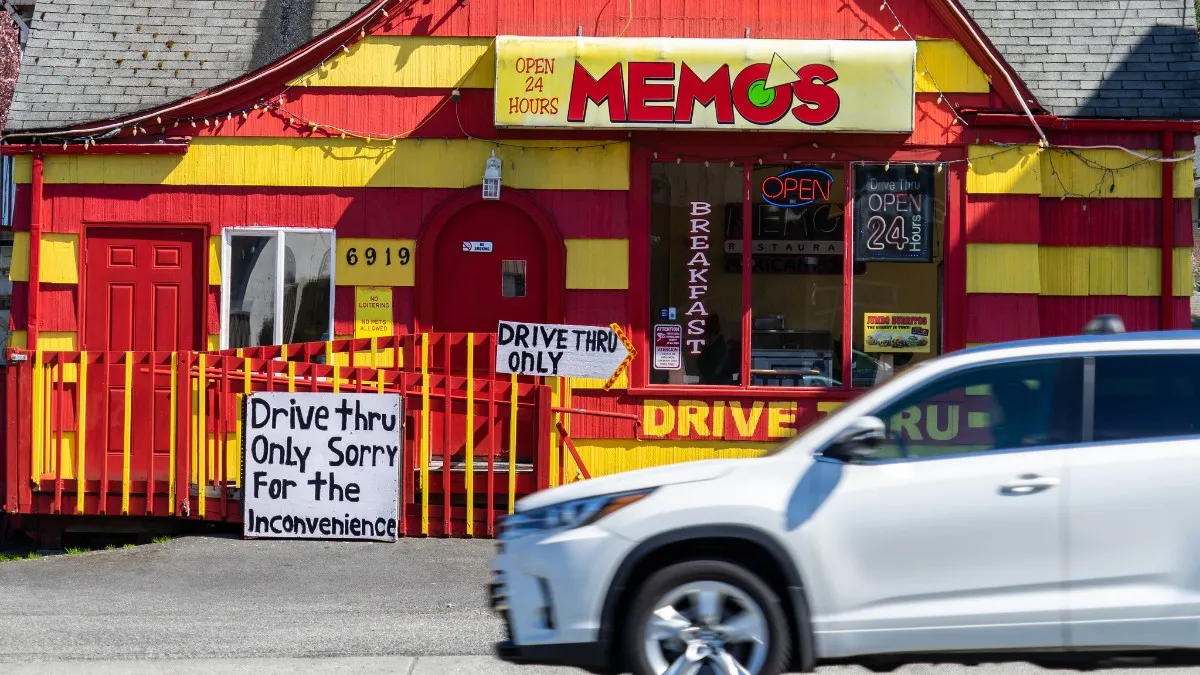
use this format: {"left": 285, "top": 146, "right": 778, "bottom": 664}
{"left": 1073, "top": 24, "right": 1200, "bottom": 119}
{"left": 251, "top": 0, "right": 318, "bottom": 71}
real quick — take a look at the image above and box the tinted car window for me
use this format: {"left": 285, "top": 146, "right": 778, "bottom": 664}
{"left": 1091, "top": 354, "right": 1200, "bottom": 442}
{"left": 867, "top": 358, "right": 1082, "bottom": 460}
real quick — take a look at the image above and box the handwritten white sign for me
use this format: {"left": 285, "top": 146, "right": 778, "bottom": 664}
{"left": 242, "top": 392, "right": 402, "bottom": 542}
{"left": 496, "top": 321, "right": 631, "bottom": 379}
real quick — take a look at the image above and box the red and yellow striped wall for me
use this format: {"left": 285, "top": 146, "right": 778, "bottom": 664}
{"left": 964, "top": 143, "right": 1194, "bottom": 345}
{"left": 8, "top": 0, "right": 1193, "bottom": 485}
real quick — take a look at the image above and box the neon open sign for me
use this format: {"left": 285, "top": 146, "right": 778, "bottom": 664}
{"left": 761, "top": 168, "right": 834, "bottom": 208}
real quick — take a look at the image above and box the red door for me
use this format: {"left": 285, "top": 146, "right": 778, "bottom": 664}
{"left": 432, "top": 201, "right": 548, "bottom": 333}
{"left": 83, "top": 228, "right": 203, "bottom": 502}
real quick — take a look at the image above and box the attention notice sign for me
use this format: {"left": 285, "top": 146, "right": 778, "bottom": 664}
{"left": 854, "top": 165, "right": 934, "bottom": 263}
{"left": 242, "top": 392, "right": 402, "bottom": 542}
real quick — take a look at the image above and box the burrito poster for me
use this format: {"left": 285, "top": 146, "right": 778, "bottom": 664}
{"left": 864, "top": 313, "right": 931, "bottom": 353}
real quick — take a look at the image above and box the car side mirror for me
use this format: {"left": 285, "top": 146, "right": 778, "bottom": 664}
{"left": 822, "top": 416, "right": 887, "bottom": 463}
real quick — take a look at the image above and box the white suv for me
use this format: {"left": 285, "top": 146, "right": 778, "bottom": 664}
{"left": 490, "top": 327, "right": 1200, "bottom": 675}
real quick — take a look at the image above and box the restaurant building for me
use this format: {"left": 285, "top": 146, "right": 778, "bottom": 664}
{"left": 3, "top": 0, "right": 1200, "bottom": 482}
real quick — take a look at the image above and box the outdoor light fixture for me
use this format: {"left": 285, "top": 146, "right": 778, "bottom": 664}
{"left": 482, "top": 150, "right": 502, "bottom": 200}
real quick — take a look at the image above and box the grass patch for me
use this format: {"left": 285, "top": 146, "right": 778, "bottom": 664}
{"left": 0, "top": 551, "right": 43, "bottom": 562}
{"left": 65, "top": 547, "right": 89, "bottom": 555}
{"left": 151, "top": 535, "right": 172, "bottom": 544}
{"left": 123, "top": 543, "right": 135, "bottom": 549}
{"left": 104, "top": 544, "right": 117, "bottom": 551}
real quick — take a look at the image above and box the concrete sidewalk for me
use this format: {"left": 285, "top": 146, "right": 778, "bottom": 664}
{"left": 4, "top": 656, "right": 1196, "bottom": 674}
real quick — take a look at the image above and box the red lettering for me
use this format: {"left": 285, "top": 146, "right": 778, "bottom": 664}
{"left": 567, "top": 62, "right": 627, "bottom": 123}
{"left": 675, "top": 63, "right": 734, "bottom": 124}
{"left": 626, "top": 61, "right": 676, "bottom": 124}
{"left": 731, "top": 63, "right": 790, "bottom": 126}
{"left": 791, "top": 64, "right": 840, "bottom": 126}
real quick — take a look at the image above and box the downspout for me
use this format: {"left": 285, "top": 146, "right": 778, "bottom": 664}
{"left": 27, "top": 154, "right": 40, "bottom": 349}
{"left": 1160, "top": 132, "right": 1175, "bottom": 330}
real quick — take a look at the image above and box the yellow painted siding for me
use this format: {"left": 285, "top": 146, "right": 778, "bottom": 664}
{"left": 1174, "top": 247, "right": 1193, "bottom": 296}
{"left": 1126, "top": 247, "right": 1160, "bottom": 296}
{"left": 1174, "top": 156, "right": 1195, "bottom": 198}
{"left": 565, "top": 239, "right": 629, "bottom": 290}
{"left": 563, "top": 439, "right": 772, "bottom": 480}
{"left": 208, "top": 236, "right": 221, "bottom": 285}
{"left": 1036, "top": 247, "right": 1193, "bottom": 297}
{"left": 915, "top": 40, "right": 990, "bottom": 94}
{"left": 40, "top": 233, "right": 79, "bottom": 284}
{"left": 1038, "top": 247, "right": 1091, "bottom": 296}
{"left": 1086, "top": 247, "right": 1130, "bottom": 296}
{"left": 334, "top": 238, "right": 416, "bottom": 286}
{"left": 9, "top": 231, "right": 29, "bottom": 282}
{"left": 1041, "top": 149, "right": 1165, "bottom": 199}
{"left": 40, "top": 331, "right": 78, "bottom": 351}
{"left": 207, "top": 334, "right": 220, "bottom": 351}
{"left": 967, "top": 145, "right": 1042, "bottom": 194}
{"left": 9, "top": 330, "right": 26, "bottom": 349}
{"left": 290, "top": 37, "right": 494, "bottom": 89}
{"left": 570, "top": 370, "right": 629, "bottom": 390}
{"left": 966, "top": 243, "right": 1040, "bottom": 294}
{"left": 16, "top": 138, "right": 630, "bottom": 192}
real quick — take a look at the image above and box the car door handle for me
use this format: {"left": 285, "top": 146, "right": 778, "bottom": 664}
{"left": 999, "top": 474, "right": 1060, "bottom": 496}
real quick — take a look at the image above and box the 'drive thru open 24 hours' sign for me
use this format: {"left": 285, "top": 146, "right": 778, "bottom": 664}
{"left": 242, "top": 392, "right": 402, "bottom": 542}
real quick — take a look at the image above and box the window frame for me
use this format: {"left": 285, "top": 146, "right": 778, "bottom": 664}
{"left": 633, "top": 150, "right": 963, "bottom": 397}
{"left": 856, "top": 355, "right": 1086, "bottom": 463}
{"left": 220, "top": 227, "right": 337, "bottom": 350}
{"left": 1084, "top": 351, "right": 1200, "bottom": 445}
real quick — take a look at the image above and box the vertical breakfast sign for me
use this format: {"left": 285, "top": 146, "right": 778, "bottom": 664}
{"left": 494, "top": 37, "right": 916, "bottom": 132}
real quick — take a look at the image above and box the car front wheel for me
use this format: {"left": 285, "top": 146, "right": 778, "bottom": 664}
{"left": 624, "top": 559, "right": 791, "bottom": 675}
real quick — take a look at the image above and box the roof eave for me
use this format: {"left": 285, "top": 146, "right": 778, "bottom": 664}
{"left": 1, "top": 0, "right": 393, "bottom": 142}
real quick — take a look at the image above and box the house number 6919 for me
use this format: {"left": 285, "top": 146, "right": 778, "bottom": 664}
{"left": 345, "top": 246, "right": 411, "bottom": 267}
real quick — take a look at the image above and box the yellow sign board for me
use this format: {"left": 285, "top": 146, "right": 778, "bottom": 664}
{"left": 864, "top": 312, "right": 932, "bottom": 353}
{"left": 355, "top": 286, "right": 394, "bottom": 339}
{"left": 336, "top": 238, "right": 415, "bottom": 287}
{"left": 495, "top": 36, "right": 915, "bottom": 132}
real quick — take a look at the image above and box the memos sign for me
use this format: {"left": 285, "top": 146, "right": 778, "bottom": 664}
{"left": 495, "top": 36, "right": 916, "bottom": 132}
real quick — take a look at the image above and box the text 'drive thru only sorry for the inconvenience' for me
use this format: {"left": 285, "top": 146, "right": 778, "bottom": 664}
{"left": 242, "top": 392, "right": 403, "bottom": 542}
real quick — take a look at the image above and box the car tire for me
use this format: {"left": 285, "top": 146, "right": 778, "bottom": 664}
{"left": 623, "top": 559, "right": 792, "bottom": 675}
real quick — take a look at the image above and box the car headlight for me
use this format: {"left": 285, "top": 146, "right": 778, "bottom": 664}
{"left": 499, "top": 489, "right": 654, "bottom": 541}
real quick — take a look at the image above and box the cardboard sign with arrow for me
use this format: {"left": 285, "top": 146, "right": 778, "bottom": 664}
{"left": 496, "top": 321, "right": 635, "bottom": 390}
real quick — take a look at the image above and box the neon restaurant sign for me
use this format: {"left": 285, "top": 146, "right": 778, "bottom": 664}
{"left": 494, "top": 37, "right": 916, "bottom": 132}
{"left": 761, "top": 168, "right": 835, "bottom": 208}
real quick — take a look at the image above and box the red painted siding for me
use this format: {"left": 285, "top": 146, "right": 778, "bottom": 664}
{"left": 1039, "top": 297, "right": 1190, "bottom": 336}
{"left": 1039, "top": 199, "right": 1193, "bottom": 247}
{"left": 966, "top": 194, "right": 1040, "bottom": 244}
{"left": 965, "top": 294, "right": 1040, "bottom": 343}
{"left": 36, "top": 185, "right": 629, "bottom": 240}
{"left": 39, "top": 285, "right": 79, "bottom": 332}
{"left": 564, "top": 290, "right": 627, "bottom": 327}
{"left": 377, "top": 0, "right": 955, "bottom": 40}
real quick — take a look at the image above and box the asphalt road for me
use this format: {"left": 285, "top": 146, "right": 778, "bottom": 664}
{"left": 1, "top": 536, "right": 1198, "bottom": 674}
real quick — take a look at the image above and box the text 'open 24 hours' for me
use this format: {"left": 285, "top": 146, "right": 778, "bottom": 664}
{"left": 242, "top": 392, "right": 402, "bottom": 542}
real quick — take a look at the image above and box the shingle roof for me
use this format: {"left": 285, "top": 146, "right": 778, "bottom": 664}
{"left": 960, "top": 0, "right": 1200, "bottom": 119}
{"left": 6, "top": 0, "right": 1200, "bottom": 132}
{"left": 6, "top": 0, "right": 371, "bottom": 131}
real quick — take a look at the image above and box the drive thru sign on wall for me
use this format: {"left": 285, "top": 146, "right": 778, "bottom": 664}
{"left": 496, "top": 320, "right": 636, "bottom": 388}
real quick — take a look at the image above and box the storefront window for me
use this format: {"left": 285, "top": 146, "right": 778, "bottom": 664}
{"left": 646, "top": 160, "right": 946, "bottom": 390}
{"left": 225, "top": 229, "right": 333, "bottom": 349}
{"left": 851, "top": 165, "right": 946, "bottom": 386}
{"left": 649, "top": 162, "right": 743, "bottom": 385}
{"left": 746, "top": 165, "right": 845, "bottom": 388}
